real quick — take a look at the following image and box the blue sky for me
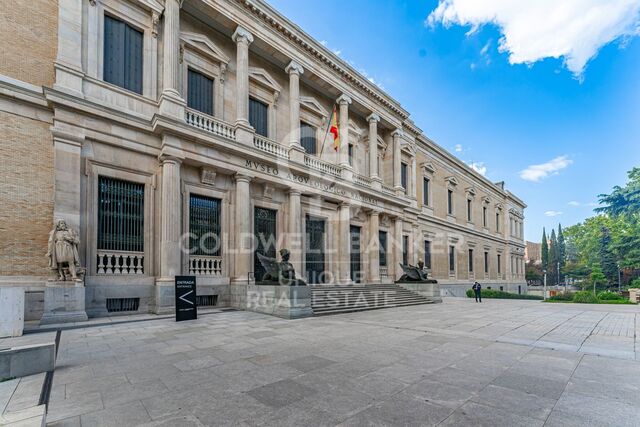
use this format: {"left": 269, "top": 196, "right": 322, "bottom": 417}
{"left": 267, "top": 0, "right": 640, "bottom": 241}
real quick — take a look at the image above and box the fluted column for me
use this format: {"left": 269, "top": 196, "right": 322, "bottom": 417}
{"left": 287, "top": 189, "right": 303, "bottom": 274}
{"left": 286, "top": 61, "right": 304, "bottom": 148}
{"left": 392, "top": 129, "right": 403, "bottom": 194}
{"left": 337, "top": 94, "right": 352, "bottom": 168}
{"left": 159, "top": 155, "right": 182, "bottom": 278}
{"left": 232, "top": 174, "right": 252, "bottom": 283}
{"left": 338, "top": 202, "right": 351, "bottom": 283}
{"left": 368, "top": 210, "right": 380, "bottom": 283}
{"left": 158, "top": 0, "right": 185, "bottom": 118}
{"left": 367, "top": 113, "right": 380, "bottom": 180}
{"left": 393, "top": 217, "right": 403, "bottom": 280}
{"left": 232, "top": 26, "right": 254, "bottom": 130}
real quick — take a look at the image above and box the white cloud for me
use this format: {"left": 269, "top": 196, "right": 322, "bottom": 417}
{"left": 545, "top": 210, "right": 563, "bottom": 217}
{"left": 568, "top": 201, "right": 581, "bottom": 206}
{"left": 519, "top": 155, "right": 573, "bottom": 182}
{"left": 454, "top": 144, "right": 463, "bottom": 152}
{"left": 468, "top": 161, "right": 487, "bottom": 175}
{"left": 426, "top": 0, "right": 640, "bottom": 77}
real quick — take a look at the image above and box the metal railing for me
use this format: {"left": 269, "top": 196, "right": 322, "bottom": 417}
{"left": 185, "top": 109, "right": 236, "bottom": 140}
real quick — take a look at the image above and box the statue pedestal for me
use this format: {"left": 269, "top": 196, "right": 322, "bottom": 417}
{"left": 40, "top": 281, "right": 88, "bottom": 325}
{"left": 246, "top": 284, "right": 313, "bottom": 319}
{"left": 395, "top": 281, "right": 442, "bottom": 303}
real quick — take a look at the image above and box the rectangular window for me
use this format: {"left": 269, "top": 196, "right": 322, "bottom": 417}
{"left": 97, "top": 176, "right": 144, "bottom": 252}
{"left": 483, "top": 206, "right": 487, "bottom": 227}
{"left": 423, "top": 178, "right": 430, "bottom": 206}
{"left": 300, "top": 122, "right": 317, "bottom": 154}
{"left": 249, "top": 97, "right": 269, "bottom": 137}
{"left": 348, "top": 143, "right": 354, "bottom": 166}
{"left": 189, "top": 194, "right": 221, "bottom": 256}
{"left": 468, "top": 249, "right": 474, "bottom": 272}
{"left": 379, "top": 231, "right": 387, "bottom": 267}
{"left": 449, "top": 245, "right": 455, "bottom": 273}
{"left": 103, "top": 15, "right": 143, "bottom": 94}
{"left": 498, "top": 254, "right": 501, "bottom": 274}
{"left": 187, "top": 69, "right": 214, "bottom": 116}
{"left": 496, "top": 212, "right": 501, "bottom": 232}
{"left": 448, "top": 189, "right": 454, "bottom": 215}
{"left": 467, "top": 199, "right": 472, "bottom": 222}
{"left": 402, "top": 236, "right": 409, "bottom": 266}
{"left": 484, "top": 251, "right": 489, "bottom": 274}
{"left": 400, "top": 162, "right": 408, "bottom": 191}
{"left": 424, "top": 240, "right": 431, "bottom": 270}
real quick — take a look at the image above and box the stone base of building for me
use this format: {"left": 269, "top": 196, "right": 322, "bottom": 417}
{"left": 40, "top": 282, "right": 88, "bottom": 325}
{"left": 396, "top": 282, "right": 442, "bottom": 303}
{"left": 0, "top": 287, "right": 25, "bottom": 337}
{"left": 245, "top": 285, "right": 313, "bottom": 319}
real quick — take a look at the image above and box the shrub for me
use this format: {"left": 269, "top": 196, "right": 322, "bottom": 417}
{"left": 572, "top": 291, "right": 599, "bottom": 304}
{"left": 596, "top": 291, "right": 624, "bottom": 300}
{"left": 547, "top": 293, "right": 574, "bottom": 301}
{"left": 465, "top": 289, "right": 543, "bottom": 300}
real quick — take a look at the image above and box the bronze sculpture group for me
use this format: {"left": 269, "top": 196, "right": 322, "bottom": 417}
{"left": 256, "top": 248, "right": 307, "bottom": 286}
{"left": 396, "top": 260, "right": 437, "bottom": 283}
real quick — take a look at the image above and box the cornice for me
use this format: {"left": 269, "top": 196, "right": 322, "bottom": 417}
{"left": 232, "top": 0, "right": 409, "bottom": 120}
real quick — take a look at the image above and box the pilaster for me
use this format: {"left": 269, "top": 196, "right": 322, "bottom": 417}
{"left": 367, "top": 113, "right": 380, "bottom": 181}
{"left": 52, "top": 130, "right": 85, "bottom": 233}
{"left": 337, "top": 94, "right": 352, "bottom": 171}
{"left": 286, "top": 189, "right": 303, "bottom": 274}
{"left": 368, "top": 210, "right": 381, "bottom": 283}
{"left": 392, "top": 129, "right": 403, "bottom": 195}
{"left": 233, "top": 26, "right": 254, "bottom": 133}
{"left": 338, "top": 202, "right": 352, "bottom": 284}
{"left": 232, "top": 173, "right": 253, "bottom": 284}
{"left": 158, "top": 0, "right": 186, "bottom": 119}
{"left": 54, "top": 0, "right": 84, "bottom": 96}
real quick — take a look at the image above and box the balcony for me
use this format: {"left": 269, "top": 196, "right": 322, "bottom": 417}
{"left": 253, "top": 135, "right": 290, "bottom": 160}
{"left": 353, "top": 173, "right": 372, "bottom": 188}
{"left": 304, "top": 155, "right": 341, "bottom": 178}
{"left": 185, "top": 109, "right": 236, "bottom": 140}
{"left": 188, "top": 255, "right": 223, "bottom": 276}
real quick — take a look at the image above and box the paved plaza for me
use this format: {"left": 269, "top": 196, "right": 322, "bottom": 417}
{"left": 35, "top": 298, "right": 640, "bottom": 426}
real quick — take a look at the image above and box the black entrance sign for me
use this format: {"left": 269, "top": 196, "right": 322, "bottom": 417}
{"left": 175, "top": 276, "right": 197, "bottom": 321}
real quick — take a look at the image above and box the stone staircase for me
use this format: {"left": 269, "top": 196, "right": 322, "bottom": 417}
{"left": 310, "top": 283, "right": 434, "bottom": 316}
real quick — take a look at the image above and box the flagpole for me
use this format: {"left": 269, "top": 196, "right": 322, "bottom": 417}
{"left": 319, "top": 104, "right": 335, "bottom": 158}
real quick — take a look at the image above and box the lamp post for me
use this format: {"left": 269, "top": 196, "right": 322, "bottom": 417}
{"left": 543, "top": 269, "right": 547, "bottom": 301}
{"left": 618, "top": 263, "right": 622, "bottom": 292}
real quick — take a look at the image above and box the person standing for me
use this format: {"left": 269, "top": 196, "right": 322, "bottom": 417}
{"left": 472, "top": 281, "right": 482, "bottom": 302}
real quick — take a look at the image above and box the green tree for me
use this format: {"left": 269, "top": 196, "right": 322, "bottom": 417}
{"left": 589, "top": 266, "right": 607, "bottom": 294}
{"left": 596, "top": 167, "right": 640, "bottom": 217}
{"left": 549, "top": 229, "right": 558, "bottom": 286}
{"left": 541, "top": 228, "right": 549, "bottom": 271}
{"left": 598, "top": 226, "right": 618, "bottom": 285}
{"left": 557, "top": 224, "right": 566, "bottom": 283}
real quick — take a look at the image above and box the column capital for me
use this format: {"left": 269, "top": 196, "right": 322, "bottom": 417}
{"left": 367, "top": 113, "right": 380, "bottom": 123}
{"left": 287, "top": 188, "right": 302, "bottom": 196}
{"left": 233, "top": 173, "right": 252, "bottom": 183}
{"left": 232, "top": 26, "right": 254, "bottom": 45}
{"left": 158, "top": 154, "right": 182, "bottom": 165}
{"left": 367, "top": 208, "right": 380, "bottom": 217}
{"left": 337, "top": 94, "right": 352, "bottom": 105}
{"left": 285, "top": 60, "right": 304, "bottom": 76}
{"left": 391, "top": 128, "right": 404, "bottom": 138}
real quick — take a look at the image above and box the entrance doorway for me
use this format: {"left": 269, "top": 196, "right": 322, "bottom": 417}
{"left": 350, "top": 225, "right": 362, "bottom": 283}
{"left": 254, "top": 207, "right": 277, "bottom": 281}
{"left": 305, "top": 216, "right": 325, "bottom": 284}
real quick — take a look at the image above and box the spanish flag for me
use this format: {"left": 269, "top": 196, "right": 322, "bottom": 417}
{"left": 329, "top": 105, "right": 340, "bottom": 151}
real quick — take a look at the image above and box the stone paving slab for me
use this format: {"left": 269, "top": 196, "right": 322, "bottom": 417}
{"left": 3, "top": 298, "right": 640, "bottom": 426}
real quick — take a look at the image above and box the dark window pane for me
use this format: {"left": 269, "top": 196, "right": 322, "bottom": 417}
{"left": 484, "top": 251, "right": 489, "bottom": 273}
{"left": 189, "top": 194, "right": 221, "bottom": 256}
{"left": 188, "top": 69, "right": 214, "bottom": 116}
{"left": 467, "top": 199, "right": 472, "bottom": 221}
{"left": 448, "top": 190, "right": 454, "bottom": 215}
{"left": 449, "top": 246, "right": 455, "bottom": 272}
{"left": 97, "top": 176, "right": 144, "bottom": 252}
{"left": 379, "top": 231, "right": 387, "bottom": 267}
{"left": 423, "top": 178, "right": 430, "bottom": 205}
{"left": 468, "top": 249, "right": 474, "bottom": 272}
{"left": 400, "top": 163, "right": 408, "bottom": 190}
{"left": 300, "top": 122, "right": 316, "bottom": 154}
{"left": 348, "top": 144, "right": 354, "bottom": 166}
{"left": 249, "top": 97, "right": 269, "bottom": 137}
{"left": 402, "top": 236, "right": 408, "bottom": 265}
{"left": 424, "top": 241, "right": 431, "bottom": 270}
{"left": 497, "top": 254, "right": 501, "bottom": 274}
{"left": 104, "top": 15, "right": 143, "bottom": 94}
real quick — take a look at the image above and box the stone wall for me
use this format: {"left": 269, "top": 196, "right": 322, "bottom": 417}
{"left": 0, "top": 0, "right": 58, "bottom": 87}
{"left": 0, "top": 112, "right": 54, "bottom": 276}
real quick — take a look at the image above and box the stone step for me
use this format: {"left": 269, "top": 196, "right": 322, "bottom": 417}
{"left": 313, "top": 300, "right": 435, "bottom": 316}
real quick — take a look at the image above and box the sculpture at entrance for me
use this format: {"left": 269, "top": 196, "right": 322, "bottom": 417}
{"left": 47, "top": 219, "right": 84, "bottom": 281}
{"left": 397, "top": 260, "right": 437, "bottom": 283}
{"left": 257, "top": 249, "right": 307, "bottom": 286}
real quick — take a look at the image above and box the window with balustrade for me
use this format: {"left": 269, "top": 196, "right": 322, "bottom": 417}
{"left": 249, "top": 97, "right": 269, "bottom": 137}
{"left": 97, "top": 176, "right": 145, "bottom": 274}
{"left": 187, "top": 69, "right": 214, "bottom": 116}
{"left": 188, "top": 194, "right": 223, "bottom": 275}
{"left": 300, "top": 121, "right": 317, "bottom": 154}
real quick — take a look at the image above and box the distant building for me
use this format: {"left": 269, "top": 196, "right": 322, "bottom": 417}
{"left": 525, "top": 241, "right": 542, "bottom": 264}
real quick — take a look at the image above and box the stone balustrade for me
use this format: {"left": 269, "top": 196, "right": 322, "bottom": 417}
{"left": 97, "top": 251, "right": 144, "bottom": 275}
{"left": 185, "top": 109, "right": 236, "bottom": 140}
{"left": 353, "top": 173, "right": 372, "bottom": 188}
{"left": 304, "top": 155, "right": 341, "bottom": 177}
{"left": 381, "top": 183, "right": 395, "bottom": 195}
{"left": 253, "top": 135, "right": 290, "bottom": 159}
{"left": 188, "top": 255, "right": 223, "bottom": 276}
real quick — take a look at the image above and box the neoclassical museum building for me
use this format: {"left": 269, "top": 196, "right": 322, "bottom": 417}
{"left": 0, "top": 0, "right": 526, "bottom": 319}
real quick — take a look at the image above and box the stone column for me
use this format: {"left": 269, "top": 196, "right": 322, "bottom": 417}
{"left": 392, "top": 129, "right": 403, "bottom": 194}
{"left": 232, "top": 26, "right": 254, "bottom": 135}
{"left": 286, "top": 61, "right": 304, "bottom": 144}
{"left": 367, "top": 113, "right": 380, "bottom": 181}
{"left": 393, "top": 217, "right": 403, "bottom": 281}
{"left": 287, "top": 189, "right": 303, "bottom": 274}
{"left": 54, "top": 0, "right": 83, "bottom": 96}
{"left": 368, "top": 210, "right": 380, "bottom": 283}
{"left": 158, "top": 0, "right": 186, "bottom": 119}
{"left": 337, "top": 95, "right": 352, "bottom": 170}
{"left": 338, "top": 202, "right": 352, "bottom": 283}
{"left": 411, "top": 155, "right": 417, "bottom": 198}
{"left": 412, "top": 223, "right": 420, "bottom": 264}
{"left": 232, "top": 174, "right": 252, "bottom": 284}
{"left": 52, "top": 130, "right": 84, "bottom": 233}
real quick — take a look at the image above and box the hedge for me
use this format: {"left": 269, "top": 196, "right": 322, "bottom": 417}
{"left": 465, "top": 289, "right": 543, "bottom": 300}
{"left": 545, "top": 290, "right": 635, "bottom": 304}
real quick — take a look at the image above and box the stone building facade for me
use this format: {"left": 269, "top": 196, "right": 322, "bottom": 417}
{"left": 0, "top": 0, "right": 526, "bottom": 319}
